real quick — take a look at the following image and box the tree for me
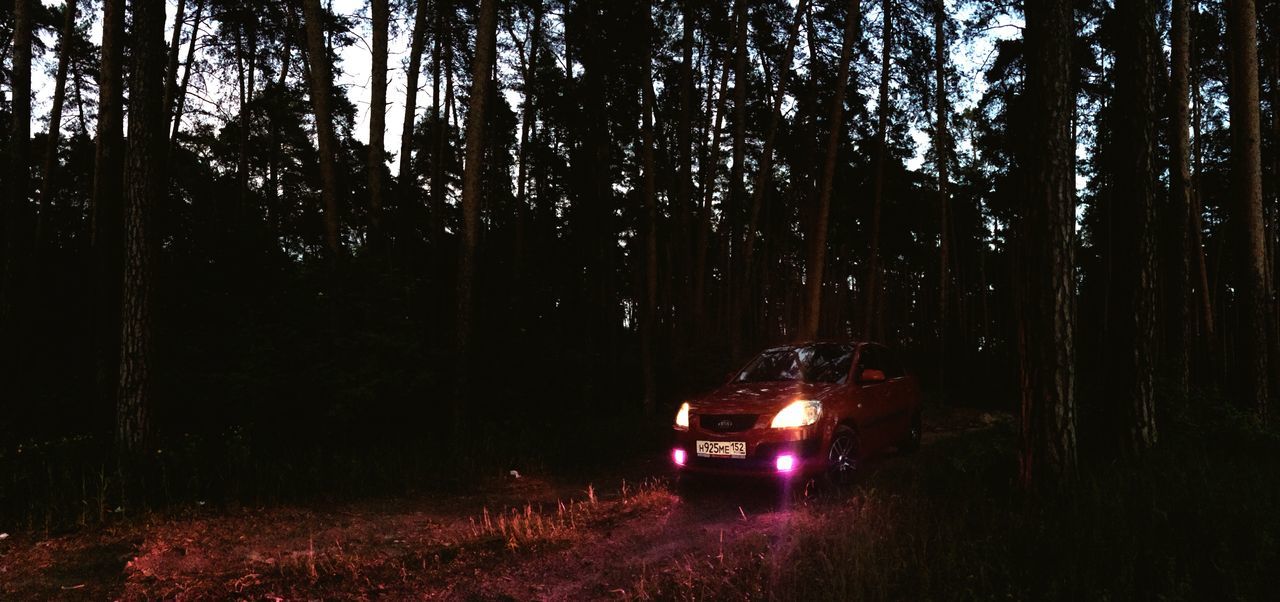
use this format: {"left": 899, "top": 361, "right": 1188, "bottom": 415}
{"left": 37, "top": 0, "right": 79, "bottom": 246}
{"left": 1018, "top": 0, "right": 1078, "bottom": 488}
{"left": 397, "top": 0, "right": 429, "bottom": 209}
{"left": 169, "top": 0, "right": 206, "bottom": 149}
{"left": 639, "top": 0, "right": 660, "bottom": 415}
{"left": 118, "top": 0, "right": 168, "bottom": 457}
{"left": 933, "top": 0, "right": 953, "bottom": 391}
{"left": 727, "top": 0, "right": 748, "bottom": 354}
{"left": 1168, "top": 0, "right": 1193, "bottom": 400}
{"left": 741, "top": 0, "right": 809, "bottom": 313}
{"left": 91, "top": 0, "right": 126, "bottom": 428}
{"left": 1225, "top": 0, "right": 1272, "bottom": 421}
{"left": 302, "top": 0, "right": 344, "bottom": 257}
{"left": 801, "top": 0, "right": 861, "bottom": 341}
{"left": 1108, "top": 0, "right": 1159, "bottom": 451}
{"left": 454, "top": 0, "right": 498, "bottom": 431}
{"left": 162, "top": 0, "right": 189, "bottom": 134}
{"left": 367, "top": 0, "right": 389, "bottom": 242}
{"left": 862, "top": 0, "right": 891, "bottom": 341}
{"left": 4, "top": 0, "right": 33, "bottom": 328}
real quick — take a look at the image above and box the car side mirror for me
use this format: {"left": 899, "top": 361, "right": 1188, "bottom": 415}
{"left": 859, "top": 368, "right": 886, "bottom": 384}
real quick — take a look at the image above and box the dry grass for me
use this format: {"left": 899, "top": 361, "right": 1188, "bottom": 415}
{"left": 1, "top": 477, "right": 678, "bottom": 600}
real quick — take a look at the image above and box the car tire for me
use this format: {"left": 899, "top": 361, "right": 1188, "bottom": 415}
{"left": 825, "top": 425, "right": 859, "bottom": 487}
{"left": 900, "top": 412, "right": 922, "bottom": 454}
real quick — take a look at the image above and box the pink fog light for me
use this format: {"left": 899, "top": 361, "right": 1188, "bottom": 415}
{"left": 673, "top": 448, "right": 687, "bottom": 466}
{"left": 776, "top": 454, "right": 796, "bottom": 472}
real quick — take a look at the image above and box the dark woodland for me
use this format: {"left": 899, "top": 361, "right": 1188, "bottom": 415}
{"left": 0, "top": 0, "right": 1278, "bottom": 598}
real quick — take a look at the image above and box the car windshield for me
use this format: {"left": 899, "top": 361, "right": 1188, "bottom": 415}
{"left": 734, "top": 344, "right": 854, "bottom": 383}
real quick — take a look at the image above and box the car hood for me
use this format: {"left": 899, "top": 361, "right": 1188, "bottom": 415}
{"left": 692, "top": 381, "right": 839, "bottom": 415}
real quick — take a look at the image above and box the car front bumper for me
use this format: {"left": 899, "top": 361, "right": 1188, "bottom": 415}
{"left": 672, "top": 424, "right": 827, "bottom": 478}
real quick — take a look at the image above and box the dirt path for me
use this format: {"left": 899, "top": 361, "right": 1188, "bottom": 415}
{"left": 0, "top": 406, "right": 1005, "bottom": 600}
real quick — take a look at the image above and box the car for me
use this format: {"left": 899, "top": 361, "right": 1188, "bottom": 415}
{"left": 671, "top": 341, "right": 922, "bottom": 484}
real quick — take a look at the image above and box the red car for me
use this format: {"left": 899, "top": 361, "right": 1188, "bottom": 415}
{"left": 672, "top": 341, "right": 922, "bottom": 483}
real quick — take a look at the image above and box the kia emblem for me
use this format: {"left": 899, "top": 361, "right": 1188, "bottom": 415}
{"left": 718, "top": 419, "right": 733, "bottom": 429}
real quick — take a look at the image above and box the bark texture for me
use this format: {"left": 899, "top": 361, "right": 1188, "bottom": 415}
{"left": 1225, "top": 0, "right": 1272, "bottom": 420}
{"left": 118, "top": 0, "right": 167, "bottom": 457}
{"left": 1018, "top": 0, "right": 1078, "bottom": 489}
{"left": 1112, "top": 0, "right": 1159, "bottom": 451}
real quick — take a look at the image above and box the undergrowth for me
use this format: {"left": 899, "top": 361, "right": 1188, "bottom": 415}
{"left": 634, "top": 406, "right": 1280, "bottom": 600}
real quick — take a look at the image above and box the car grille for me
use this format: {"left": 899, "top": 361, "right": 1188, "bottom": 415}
{"left": 699, "top": 414, "right": 758, "bottom": 433}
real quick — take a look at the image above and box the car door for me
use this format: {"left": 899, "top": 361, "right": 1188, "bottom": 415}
{"left": 852, "top": 344, "right": 895, "bottom": 452}
{"left": 877, "top": 345, "right": 913, "bottom": 441}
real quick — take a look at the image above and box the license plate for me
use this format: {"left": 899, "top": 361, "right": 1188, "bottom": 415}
{"left": 696, "top": 440, "right": 746, "bottom": 459}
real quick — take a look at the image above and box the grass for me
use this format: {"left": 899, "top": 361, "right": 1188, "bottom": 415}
{"left": 632, "top": 407, "right": 1280, "bottom": 601}
{"left": 468, "top": 480, "right": 676, "bottom": 553}
{"left": 4, "top": 404, "right": 1275, "bottom": 599}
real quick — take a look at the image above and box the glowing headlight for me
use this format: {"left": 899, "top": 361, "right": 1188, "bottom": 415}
{"left": 675, "top": 402, "right": 691, "bottom": 429}
{"left": 771, "top": 400, "right": 822, "bottom": 428}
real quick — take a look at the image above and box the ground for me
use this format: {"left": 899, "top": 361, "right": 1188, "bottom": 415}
{"left": 0, "top": 406, "right": 1005, "bottom": 601}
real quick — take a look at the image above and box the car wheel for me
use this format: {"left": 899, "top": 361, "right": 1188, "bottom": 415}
{"left": 825, "top": 425, "right": 859, "bottom": 486}
{"left": 900, "top": 413, "right": 922, "bottom": 454}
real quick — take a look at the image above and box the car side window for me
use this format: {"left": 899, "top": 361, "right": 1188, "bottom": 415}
{"left": 809, "top": 344, "right": 854, "bottom": 383}
{"left": 856, "top": 345, "right": 883, "bottom": 376}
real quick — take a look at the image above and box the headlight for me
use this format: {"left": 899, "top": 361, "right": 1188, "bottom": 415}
{"left": 675, "top": 402, "right": 690, "bottom": 429}
{"left": 771, "top": 400, "right": 822, "bottom": 428}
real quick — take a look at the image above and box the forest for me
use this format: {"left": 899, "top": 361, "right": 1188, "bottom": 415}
{"left": 0, "top": 0, "right": 1278, "bottom": 598}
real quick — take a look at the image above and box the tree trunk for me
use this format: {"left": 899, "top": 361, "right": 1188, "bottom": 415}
{"left": 800, "top": 0, "right": 861, "bottom": 341}
{"left": 4, "top": 0, "right": 32, "bottom": 312}
{"left": 169, "top": 0, "right": 205, "bottom": 150}
{"left": 454, "top": 0, "right": 498, "bottom": 433}
{"left": 368, "top": 0, "right": 389, "bottom": 242}
{"left": 1018, "top": 0, "right": 1078, "bottom": 490}
{"left": 677, "top": 1, "right": 695, "bottom": 336}
{"left": 302, "top": 0, "right": 344, "bottom": 257}
{"left": 862, "top": 0, "right": 890, "bottom": 341}
{"left": 1190, "top": 16, "right": 1215, "bottom": 342}
{"left": 431, "top": 2, "right": 451, "bottom": 243}
{"left": 1225, "top": 0, "right": 1271, "bottom": 420}
{"left": 118, "top": 0, "right": 166, "bottom": 459}
{"left": 36, "top": 0, "right": 79, "bottom": 247}
{"left": 639, "top": 0, "right": 660, "bottom": 415}
{"left": 933, "top": 0, "right": 951, "bottom": 392}
{"left": 1168, "top": 0, "right": 1193, "bottom": 400}
{"left": 510, "top": 2, "right": 542, "bottom": 279}
{"left": 693, "top": 60, "right": 731, "bottom": 336}
{"left": 727, "top": 0, "right": 748, "bottom": 355}
{"left": 1112, "top": 0, "right": 1159, "bottom": 451}
{"left": 398, "top": 0, "right": 429, "bottom": 210}
{"left": 234, "top": 24, "right": 250, "bottom": 219}
{"left": 161, "top": 0, "right": 188, "bottom": 126}
{"left": 91, "top": 0, "right": 126, "bottom": 436}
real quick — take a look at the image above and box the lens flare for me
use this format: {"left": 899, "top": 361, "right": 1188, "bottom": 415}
{"left": 776, "top": 454, "right": 796, "bottom": 472}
